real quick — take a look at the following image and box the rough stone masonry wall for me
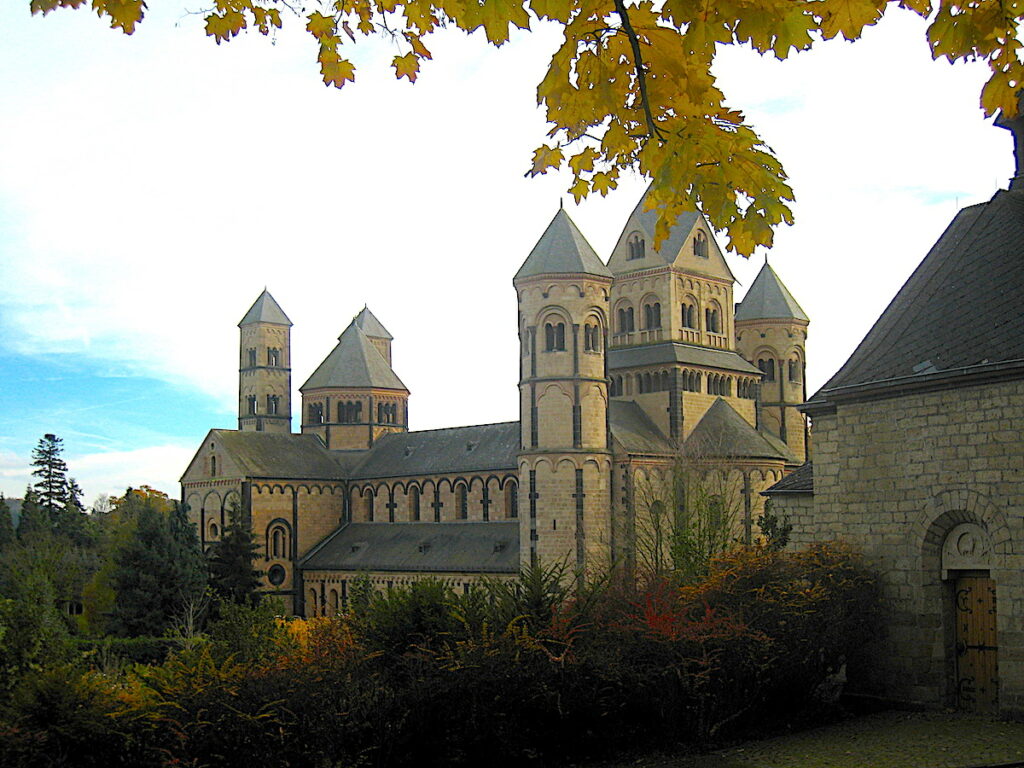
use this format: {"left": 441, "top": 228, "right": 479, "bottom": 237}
{"left": 788, "top": 379, "right": 1024, "bottom": 713}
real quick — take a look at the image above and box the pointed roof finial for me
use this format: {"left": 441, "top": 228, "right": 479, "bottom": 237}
{"left": 559, "top": 197, "right": 564, "bottom": 210}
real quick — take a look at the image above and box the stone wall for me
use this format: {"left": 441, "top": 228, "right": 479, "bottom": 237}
{"left": 787, "top": 378, "right": 1024, "bottom": 713}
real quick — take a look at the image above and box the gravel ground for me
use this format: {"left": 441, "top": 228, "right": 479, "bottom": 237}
{"left": 587, "top": 711, "right": 1024, "bottom": 768}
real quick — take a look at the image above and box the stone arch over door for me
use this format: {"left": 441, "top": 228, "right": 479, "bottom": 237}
{"left": 912, "top": 489, "right": 1010, "bottom": 713}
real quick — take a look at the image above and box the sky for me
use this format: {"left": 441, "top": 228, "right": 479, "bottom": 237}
{"left": 0, "top": 1, "right": 1013, "bottom": 506}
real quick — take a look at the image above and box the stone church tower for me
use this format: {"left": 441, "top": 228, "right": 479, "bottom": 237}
{"left": 299, "top": 307, "right": 409, "bottom": 451}
{"left": 734, "top": 262, "right": 809, "bottom": 462}
{"left": 238, "top": 289, "right": 292, "bottom": 433}
{"left": 514, "top": 209, "right": 614, "bottom": 574}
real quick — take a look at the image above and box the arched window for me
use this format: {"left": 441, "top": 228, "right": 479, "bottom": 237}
{"left": 506, "top": 481, "right": 518, "bottom": 519}
{"left": 788, "top": 357, "right": 801, "bottom": 382}
{"left": 584, "top": 323, "right": 600, "bottom": 352}
{"left": 210, "top": 456, "right": 217, "bottom": 476}
{"left": 247, "top": 348, "right": 257, "bottom": 367}
{"left": 617, "top": 306, "right": 635, "bottom": 333}
{"left": 758, "top": 358, "right": 776, "bottom": 382}
{"left": 267, "top": 348, "right": 281, "bottom": 366}
{"left": 544, "top": 322, "right": 566, "bottom": 351}
{"left": 365, "top": 489, "right": 375, "bottom": 522}
{"left": 329, "top": 589, "right": 339, "bottom": 615}
{"left": 209, "top": 521, "right": 219, "bottom": 538}
{"left": 705, "top": 307, "right": 721, "bottom": 334}
{"left": 271, "top": 527, "right": 285, "bottom": 558}
{"left": 409, "top": 486, "right": 421, "bottom": 521}
{"left": 456, "top": 483, "right": 468, "bottom": 520}
{"left": 308, "top": 402, "right": 324, "bottom": 424}
{"left": 643, "top": 302, "right": 662, "bottom": 330}
{"left": 643, "top": 372, "right": 652, "bottom": 393}
{"left": 681, "top": 302, "right": 697, "bottom": 329}
{"left": 661, "top": 371, "right": 670, "bottom": 391}
{"left": 627, "top": 232, "right": 645, "bottom": 260}
{"left": 266, "top": 395, "right": 279, "bottom": 415}
{"left": 693, "top": 231, "right": 709, "bottom": 259}
{"left": 246, "top": 395, "right": 257, "bottom": 415}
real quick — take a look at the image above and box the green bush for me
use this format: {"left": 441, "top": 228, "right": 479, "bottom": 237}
{"left": 77, "top": 636, "right": 173, "bottom": 667}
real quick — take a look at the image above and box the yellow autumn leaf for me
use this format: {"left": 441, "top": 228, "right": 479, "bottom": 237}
{"left": 591, "top": 169, "right": 619, "bottom": 196}
{"left": 306, "top": 11, "right": 337, "bottom": 39}
{"left": 528, "top": 145, "right": 564, "bottom": 176}
{"left": 392, "top": 52, "right": 420, "bottom": 82}
{"left": 320, "top": 53, "right": 356, "bottom": 88}
{"left": 569, "top": 177, "right": 590, "bottom": 203}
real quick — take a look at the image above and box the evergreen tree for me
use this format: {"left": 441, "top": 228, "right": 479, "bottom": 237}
{"left": 31, "top": 434, "right": 69, "bottom": 519}
{"left": 0, "top": 495, "right": 14, "bottom": 550}
{"left": 208, "top": 504, "right": 263, "bottom": 606}
{"left": 17, "top": 488, "right": 51, "bottom": 540}
{"left": 108, "top": 499, "right": 207, "bottom": 637}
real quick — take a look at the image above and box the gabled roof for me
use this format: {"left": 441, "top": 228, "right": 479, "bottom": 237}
{"left": 764, "top": 462, "right": 813, "bottom": 494}
{"left": 354, "top": 306, "right": 392, "bottom": 340}
{"left": 183, "top": 430, "right": 349, "bottom": 481}
{"left": 608, "top": 343, "right": 761, "bottom": 375}
{"left": 609, "top": 400, "right": 673, "bottom": 454}
{"left": 684, "top": 398, "right": 795, "bottom": 462}
{"left": 735, "top": 262, "right": 808, "bottom": 323}
{"left": 514, "top": 209, "right": 611, "bottom": 280}
{"left": 351, "top": 422, "right": 518, "bottom": 479}
{"left": 810, "top": 189, "right": 1024, "bottom": 404}
{"left": 606, "top": 188, "right": 736, "bottom": 282}
{"left": 239, "top": 289, "right": 292, "bottom": 327}
{"left": 301, "top": 322, "right": 407, "bottom": 391}
{"left": 300, "top": 521, "right": 520, "bottom": 574}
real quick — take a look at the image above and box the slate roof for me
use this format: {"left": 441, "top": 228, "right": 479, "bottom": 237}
{"left": 735, "top": 262, "right": 808, "bottom": 323}
{"left": 350, "top": 422, "right": 519, "bottom": 480}
{"left": 764, "top": 462, "right": 813, "bottom": 494}
{"left": 239, "top": 290, "right": 292, "bottom": 327}
{"left": 514, "top": 209, "right": 612, "bottom": 280}
{"left": 354, "top": 306, "right": 392, "bottom": 340}
{"left": 809, "top": 189, "right": 1024, "bottom": 405}
{"left": 301, "top": 521, "right": 520, "bottom": 574}
{"left": 301, "top": 322, "right": 407, "bottom": 391}
{"left": 684, "top": 398, "right": 795, "bottom": 462}
{"left": 209, "top": 431, "right": 349, "bottom": 480}
{"left": 608, "top": 343, "right": 761, "bottom": 375}
{"left": 609, "top": 400, "right": 673, "bottom": 454}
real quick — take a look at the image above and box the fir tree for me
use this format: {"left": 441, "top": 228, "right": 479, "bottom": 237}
{"left": 31, "top": 434, "right": 69, "bottom": 519}
{"left": 108, "top": 499, "right": 207, "bottom": 637}
{"left": 208, "top": 504, "right": 263, "bottom": 606}
{"left": 0, "top": 495, "right": 15, "bottom": 550}
{"left": 17, "top": 488, "right": 50, "bottom": 540}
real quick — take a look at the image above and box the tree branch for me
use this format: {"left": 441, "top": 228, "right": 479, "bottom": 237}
{"left": 613, "top": 0, "right": 666, "bottom": 141}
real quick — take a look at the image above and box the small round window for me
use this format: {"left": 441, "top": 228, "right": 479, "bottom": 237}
{"left": 267, "top": 564, "right": 287, "bottom": 586}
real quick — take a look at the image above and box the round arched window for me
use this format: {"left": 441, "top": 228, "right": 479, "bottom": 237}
{"left": 267, "top": 564, "right": 287, "bottom": 586}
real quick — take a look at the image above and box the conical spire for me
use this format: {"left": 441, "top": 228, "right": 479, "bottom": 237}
{"left": 353, "top": 305, "right": 392, "bottom": 340}
{"left": 514, "top": 209, "right": 611, "bottom": 281}
{"left": 238, "top": 289, "right": 292, "bottom": 327}
{"left": 735, "top": 263, "right": 808, "bottom": 322}
{"left": 301, "top": 321, "right": 406, "bottom": 391}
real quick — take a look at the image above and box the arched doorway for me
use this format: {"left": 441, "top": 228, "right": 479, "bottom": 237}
{"left": 943, "top": 523, "right": 997, "bottom": 712}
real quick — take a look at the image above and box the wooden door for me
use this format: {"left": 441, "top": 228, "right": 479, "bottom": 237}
{"left": 955, "top": 576, "right": 998, "bottom": 712}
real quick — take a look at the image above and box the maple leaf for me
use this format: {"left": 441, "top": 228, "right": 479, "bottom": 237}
{"left": 92, "top": 0, "right": 147, "bottom": 34}
{"left": 392, "top": 52, "right": 420, "bottom": 82}
{"left": 306, "top": 11, "right": 336, "bottom": 39}
{"left": 528, "top": 145, "right": 564, "bottom": 176}
{"left": 320, "top": 52, "right": 356, "bottom": 88}
{"left": 568, "top": 146, "right": 599, "bottom": 175}
{"left": 569, "top": 177, "right": 590, "bottom": 203}
{"left": 591, "top": 169, "right": 619, "bottom": 196}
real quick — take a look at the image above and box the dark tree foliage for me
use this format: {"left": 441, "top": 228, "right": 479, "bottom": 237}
{"left": 208, "top": 504, "right": 263, "bottom": 606}
{"left": 108, "top": 500, "right": 207, "bottom": 638}
{"left": 31, "top": 434, "right": 69, "bottom": 518}
{"left": 17, "top": 488, "right": 51, "bottom": 541}
{"left": 0, "top": 495, "right": 15, "bottom": 550}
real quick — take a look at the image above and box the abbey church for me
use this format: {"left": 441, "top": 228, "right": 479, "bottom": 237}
{"left": 181, "top": 192, "right": 809, "bottom": 616}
